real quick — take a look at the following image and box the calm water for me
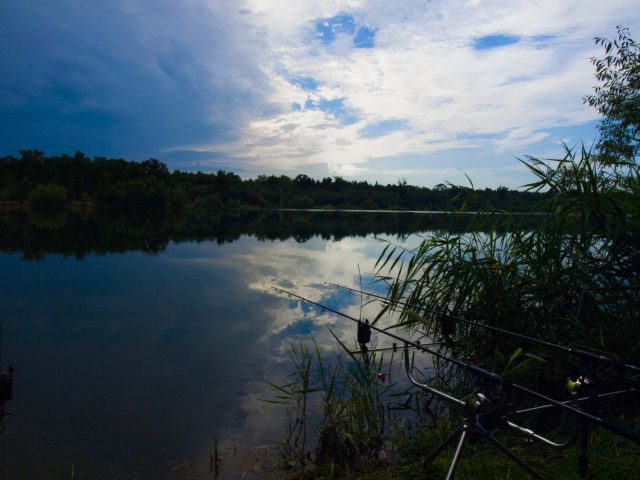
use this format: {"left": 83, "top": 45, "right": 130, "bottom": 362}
{"left": 0, "top": 210, "right": 531, "bottom": 479}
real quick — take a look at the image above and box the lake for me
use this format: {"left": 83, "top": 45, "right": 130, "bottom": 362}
{"left": 0, "top": 209, "right": 536, "bottom": 479}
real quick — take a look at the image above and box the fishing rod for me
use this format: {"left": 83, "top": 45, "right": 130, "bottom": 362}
{"left": 514, "top": 386, "right": 638, "bottom": 415}
{"left": 358, "top": 342, "right": 637, "bottom": 417}
{"left": 325, "top": 282, "right": 640, "bottom": 374}
{"left": 374, "top": 342, "right": 638, "bottom": 416}
{"left": 273, "top": 287, "right": 640, "bottom": 445}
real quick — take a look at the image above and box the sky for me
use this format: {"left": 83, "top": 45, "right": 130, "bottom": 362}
{"left": 1, "top": 1, "right": 639, "bottom": 188}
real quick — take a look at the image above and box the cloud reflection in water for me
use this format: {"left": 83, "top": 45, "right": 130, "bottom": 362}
{"left": 0, "top": 231, "right": 418, "bottom": 478}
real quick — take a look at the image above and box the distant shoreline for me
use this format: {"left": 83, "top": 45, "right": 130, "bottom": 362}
{"left": 0, "top": 201, "right": 549, "bottom": 216}
{"left": 271, "top": 207, "right": 550, "bottom": 215}
{"left": 1, "top": 152, "right": 550, "bottom": 213}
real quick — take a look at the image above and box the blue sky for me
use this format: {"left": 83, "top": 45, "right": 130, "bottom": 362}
{"left": 1, "top": 0, "right": 638, "bottom": 188}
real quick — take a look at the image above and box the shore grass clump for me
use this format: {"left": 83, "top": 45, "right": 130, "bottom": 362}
{"left": 264, "top": 338, "right": 406, "bottom": 473}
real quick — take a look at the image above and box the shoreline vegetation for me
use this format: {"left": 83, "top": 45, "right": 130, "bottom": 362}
{"left": 0, "top": 150, "right": 549, "bottom": 213}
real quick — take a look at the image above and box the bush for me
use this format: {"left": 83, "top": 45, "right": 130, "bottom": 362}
{"left": 193, "top": 193, "right": 222, "bottom": 209}
{"left": 292, "top": 194, "right": 315, "bottom": 209}
{"left": 358, "top": 198, "right": 379, "bottom": 210}
{"left": 96, "top": 178, "right": 169, "bottom": 210}
{"left": 28, "top": 183, "right": 67, "bottom": 209}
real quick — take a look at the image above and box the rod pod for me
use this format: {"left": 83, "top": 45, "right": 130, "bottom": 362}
{"left": 274, "top": 287, "right": 640, "bottom": 445}
{"left": 403, "top": 344, "right": 549, "bottom": 480}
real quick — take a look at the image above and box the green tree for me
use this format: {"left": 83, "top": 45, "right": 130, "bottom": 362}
{"left": 584, "top": 26, "right": 640, "bottom": 162}
{"left": 141, "top": 158, "right": 170, "bottom": 179}
{"left": 28, "top": 183, "right": 67, "bottom": 209}
{"left": 97, "top": 178, "right": 169, "bottom": 209}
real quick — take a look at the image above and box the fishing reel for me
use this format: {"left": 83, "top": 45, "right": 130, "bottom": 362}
{"left": 464, "top": 391, "right": 509, "bottom": 432}
{"left": 464, "top": 392, "right": 489, "bottom": 416}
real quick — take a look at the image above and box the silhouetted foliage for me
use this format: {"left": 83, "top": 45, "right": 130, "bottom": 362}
{"left": 584, "top": 26, "right": 640, "bottom": 162}
{"left": 0, "top": 150, "right": 549, "bottom": 212}
{"left": 28, "top": 182, "right": 67, "bottom": 209}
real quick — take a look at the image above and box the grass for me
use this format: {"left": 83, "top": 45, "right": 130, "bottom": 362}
{"left": 288, "top": 420, "right": 640, "bottom": 479}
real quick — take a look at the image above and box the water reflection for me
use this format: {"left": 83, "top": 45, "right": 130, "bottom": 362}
{"left": 0, "top": 211, "right": 523, "bottom": 478}
{"left": 0, "top": 209, "right": 539, "bottom": 260}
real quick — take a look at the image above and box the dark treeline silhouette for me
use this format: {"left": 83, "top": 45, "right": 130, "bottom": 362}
{"left": 0, "top": 209, "right": 545, "bottom": 261}
{"left": 0, "top": 150, "right": 549, "bottom": 211}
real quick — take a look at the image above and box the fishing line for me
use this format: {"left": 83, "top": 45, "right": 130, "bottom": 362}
{"left": 325, "top": 282, "right": 640, "bottom": 374}
{"left": 273, "top": 287, "right": 640, "bottom": 444}
{"left": 514, "top": 386, "right": 638, "bottom": 415}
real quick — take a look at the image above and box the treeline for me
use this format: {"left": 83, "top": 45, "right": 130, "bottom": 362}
{"left": 0, "top": 150, "right": 548, "bottom": 211}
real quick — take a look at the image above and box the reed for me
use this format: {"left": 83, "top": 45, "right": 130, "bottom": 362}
{"left": 264, "top": 337, "right": 409, "bottom": 472}
{"left": 375, "top": 146, "right": 639, "bottom": 381}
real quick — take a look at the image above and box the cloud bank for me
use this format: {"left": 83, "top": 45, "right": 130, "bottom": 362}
{"left": 1, "top": 0, "right": 638, "bottom": 186}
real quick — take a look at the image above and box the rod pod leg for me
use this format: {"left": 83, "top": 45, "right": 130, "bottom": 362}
{"left": 445, "top": 425, "right": 469, "bottom": 480}
{"left": 421, "top": 424, "right": 468, "bottom": 479}
{"left": 480, "top": 428, "right": 548, "bottom": 480}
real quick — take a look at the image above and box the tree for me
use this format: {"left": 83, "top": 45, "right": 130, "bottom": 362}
{"left": 584, "top": 26, "right": 640, "bottom": 162}
{"left": 141, "top": 158, "right": 170, "bottom": 179}
{"left": 28, "top": 183, "right": 67, "bottom": 209}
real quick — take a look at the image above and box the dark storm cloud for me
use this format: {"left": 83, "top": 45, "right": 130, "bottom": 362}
{"left": 0, "top": 0, "right": 274, "bottom": 168}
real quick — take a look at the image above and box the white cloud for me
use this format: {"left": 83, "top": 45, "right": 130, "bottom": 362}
{"left": 494, "top": 127, "right": 551, "bottom": 153}
{"left": 178, "top": 0, "right": 639, "bottom": 186}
